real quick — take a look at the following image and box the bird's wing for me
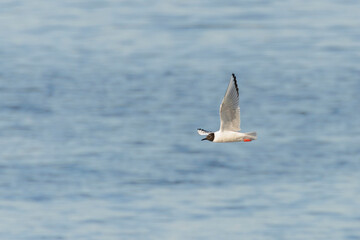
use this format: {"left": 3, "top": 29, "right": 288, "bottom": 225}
{"left": 219, "top": 73, "right": 240, "bottom": 132}
{"left": 197, "top": 128, "right": 212, "bottom": 136}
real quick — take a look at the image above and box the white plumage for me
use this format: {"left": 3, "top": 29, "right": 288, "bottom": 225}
{"left": 197, "top": 73, "right": 257, "bottom": 143}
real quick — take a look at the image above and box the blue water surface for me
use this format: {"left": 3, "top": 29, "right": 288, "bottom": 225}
{"left": 0, "top": 0, "right": 360, "bottom": 239}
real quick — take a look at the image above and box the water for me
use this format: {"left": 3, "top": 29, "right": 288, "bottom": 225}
{"left": 1, "top": 0, "right": 360, "bottom": 239}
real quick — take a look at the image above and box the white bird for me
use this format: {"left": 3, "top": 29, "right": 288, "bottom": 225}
{"left": 198, "top": 73, "right": 257, "bottom": 143}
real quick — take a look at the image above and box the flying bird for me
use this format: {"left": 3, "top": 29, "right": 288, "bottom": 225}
{"left": 198, "top": 73, "right": 257, "bottom": 143}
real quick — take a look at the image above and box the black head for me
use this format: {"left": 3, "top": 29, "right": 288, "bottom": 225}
{"left": 201, "top": 133, "right": 215, "bottom": 142}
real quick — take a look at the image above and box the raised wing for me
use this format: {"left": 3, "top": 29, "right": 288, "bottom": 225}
{"left": 219, "top": 73, "right": 240, "bottom": 132}
{"left": 197, "top": 128, "right": 212, "bottom": 136}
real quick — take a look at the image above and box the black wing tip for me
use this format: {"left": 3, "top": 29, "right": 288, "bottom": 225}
{"left": 231, "top": 73, "right": 239, "bottom": 96}
{"left": 198, "top": 128, "right": 210, "bottom": 133}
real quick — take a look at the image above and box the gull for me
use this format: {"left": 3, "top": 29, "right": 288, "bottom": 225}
{"left": 198, "top": 73, "right": 257, "bottom": 143}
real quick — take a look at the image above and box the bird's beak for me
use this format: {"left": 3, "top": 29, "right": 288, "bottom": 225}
{"left": 201, "top": 137, "right": 207, "bottom": 141}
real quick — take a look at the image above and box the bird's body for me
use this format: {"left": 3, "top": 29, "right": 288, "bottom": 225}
{"left": 197, "top": 74, "right": 257, "bottom": 143}
{"left": 212, "top": 131, "right": 257, "bottom": 143}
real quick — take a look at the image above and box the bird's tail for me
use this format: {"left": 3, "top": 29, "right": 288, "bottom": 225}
{"left": 244, "top": 132, "right": 257, "bottom": 140}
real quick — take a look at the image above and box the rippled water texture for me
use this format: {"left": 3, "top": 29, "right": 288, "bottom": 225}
{"left": 0, "top": 0, "right": 360, "bottom": 239}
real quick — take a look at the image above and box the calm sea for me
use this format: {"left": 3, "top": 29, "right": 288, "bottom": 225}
{"left": 0, "top": 0, "right": 360, "bottom": 239}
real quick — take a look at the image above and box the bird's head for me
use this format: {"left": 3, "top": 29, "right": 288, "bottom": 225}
{"left": 201, "top": 133, "right": 214, "bottom": 142}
